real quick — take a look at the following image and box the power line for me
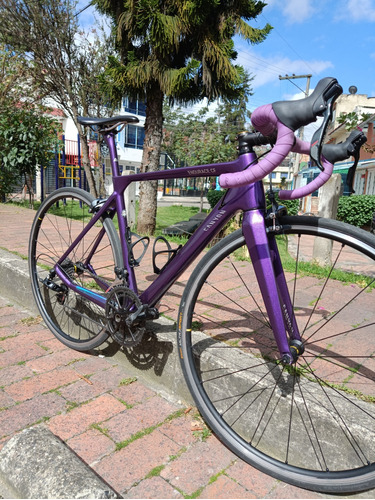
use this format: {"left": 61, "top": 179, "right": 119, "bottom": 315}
{"left": 75, "top": 1, "right": 93, "bottom": 17}
{"left": 260, "top": 12, "right": 317, "bottom": 76}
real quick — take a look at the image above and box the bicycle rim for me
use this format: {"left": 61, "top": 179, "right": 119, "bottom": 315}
{"left": 178, "top": 216, "right": 375, "bottom": 493}
{"left": 29, "top": 187, "right": 122, "bottom": 351}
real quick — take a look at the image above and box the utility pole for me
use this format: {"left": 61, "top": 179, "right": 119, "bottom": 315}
{"left": 279, "top": 74, "right": 312, "bottom": 189}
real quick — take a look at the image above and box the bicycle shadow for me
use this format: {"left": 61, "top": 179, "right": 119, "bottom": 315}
{"left": 97, "top": 324, "right": 174, "bottom": 377}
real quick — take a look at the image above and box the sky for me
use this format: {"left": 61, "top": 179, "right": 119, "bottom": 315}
{"left": 236, "top": 0, "right": 375, "bottom": 109}
{"left": 76, "top": 0, "right": 375, "bottom": 118}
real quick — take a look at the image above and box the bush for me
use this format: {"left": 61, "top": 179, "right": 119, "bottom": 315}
{"left": 270, "top": 193, "right": 300, "bottom": 216}
{"left": 206, "top": 189, "right": 300, "bottom": 216}
{"left": 337, "top": 195, "right": 375, "bottom": 227}
{"left": 206, "top": 189, "right": 226, "bottom": 208}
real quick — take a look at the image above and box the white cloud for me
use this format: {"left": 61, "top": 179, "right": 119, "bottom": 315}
{"left": 336, "top": 0, "right": 375, "bottom": 21}
{"left": 282, "top": 0, "right": 315, "bottom": 23}
{"left": 264, "top": 0, "right": 316, "bottom": 23}
{"left": 236, "top": 50, "right": 334, "bottom": 91}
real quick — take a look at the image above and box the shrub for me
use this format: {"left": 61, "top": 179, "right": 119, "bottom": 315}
{"left": 206, "top": 189, "right": 299, "bottom": 216}
{"left": 337, "top": 195, "right": 375, "bottom": 227}
{"left": 271, "top": 193, "right": 300, "bottom": 216}
{"left": 206, "top": 189, "right": 226, "bottom": 208}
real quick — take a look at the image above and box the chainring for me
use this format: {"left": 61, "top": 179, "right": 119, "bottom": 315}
{"left": 105, "top": 286, "right": 146, "bottom": 347}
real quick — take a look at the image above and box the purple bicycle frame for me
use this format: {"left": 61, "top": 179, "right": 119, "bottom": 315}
{"left": 55, "top": 131, "right": 301, "bottom": 359}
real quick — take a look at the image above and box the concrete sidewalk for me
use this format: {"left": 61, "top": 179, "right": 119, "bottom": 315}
{"left": 0, "top": 202, "right": 373, "bottom": 499}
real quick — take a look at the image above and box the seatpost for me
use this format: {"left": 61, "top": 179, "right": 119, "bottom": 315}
{"left": 103, "top": 132, "right": 121, "bottom": 177}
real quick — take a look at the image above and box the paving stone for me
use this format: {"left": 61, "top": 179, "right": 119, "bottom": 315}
{"left": 0, "top": 392, "right": 66, "bottom": 438}
{"left": 0, "top": 344, "right": 47, "bottom": 368}
{"left": 67, "top": 428, "right": 116, "bottom": 466}
{"left": 160, "top": 436, "right": 235, "bottom": 495}
{"left": 198, "top": 474, "right": 254, "bottom": 499}
{"left": 89, "top": 365, "right": 134, "bottom": 391}
{"left": 0, "top": 389, "right": 15, "bottom": 409}
{"left": 158, "top": 414, "right": 199, "bottom": 447}
{"left": 94, "top": 429, "right": 180, "bottom": 494}
{"left": 111, "top": 381, "right": 155, "bottom": 405}
{"left": 26, "top": 349, "right": 88, "bottom": 373}
{"left": 48, "top": 393, "right": 126, "bottom": 440}
{"left": 59, "top": 378, "right": 104, "bottom": 404}
{"left": 226, "top": 460, "right": 278, "bottom": 497}
{"left": 4, "top": 367, "right": 80, "bottom": 402}
{"left": 71, "top": 355, "right": 111, "bottom": 376}
{"left": 105, "top": 396, "right": 179, "bottom": 443}
{"left": 0, "top": 363, "right": 34, "bottom": 385}
{"left": 124, "top": 476, "right": 183, "bottom": 499}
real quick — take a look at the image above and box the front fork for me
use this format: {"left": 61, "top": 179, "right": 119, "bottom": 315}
{"left": 242, "top": 209, "right": 303, "bottom": 364}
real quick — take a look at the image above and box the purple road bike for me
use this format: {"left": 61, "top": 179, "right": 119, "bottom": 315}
{"left": 29, "top": 77, "right": 375, "bottom": 493}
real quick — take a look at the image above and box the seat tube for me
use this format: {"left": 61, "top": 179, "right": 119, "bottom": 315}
{"left": 242, "top": 210, "right": 291, "bottom": 360}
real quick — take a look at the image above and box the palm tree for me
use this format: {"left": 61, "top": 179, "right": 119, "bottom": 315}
{"left": 96, "top": 0, "right": 271, "bottom": 234}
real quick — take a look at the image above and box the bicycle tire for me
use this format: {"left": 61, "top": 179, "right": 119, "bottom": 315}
{"left": 29, "top": 187, "right": 123, "bottom": 351}
{"left": 178, "top": 215, "right": 375, "bottom": 493}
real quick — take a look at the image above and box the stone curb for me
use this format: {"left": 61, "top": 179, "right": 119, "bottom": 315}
{"left": 0, "top": 427, "right": 118, "bottom": 499}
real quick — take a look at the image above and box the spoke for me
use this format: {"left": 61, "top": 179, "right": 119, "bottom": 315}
{"left": 220, "top": 362, "right": 281, "bottom": 422}
{"left": 300, "top": 355, "right": 371, "bottom": 466}
{"left": 302, "top": 244, "right": 344, "bottom": 338}
{"left": 304, "top": 279, "right": 375, "bottom": 345}
{"left": 250, "top": 366, "right": 285, "bottom": 445}
{"left": 295, "top": 373, "right": 327, "bottom": 471}
{"left": 227, "top": 253, "right": 270, "bottom": 327}
{"left": 201, "top": 358, "right": 277, "bottom": 385}
{"left": 307, "top": 321, "right": 375, "bottom": 346}
{"left": 285, "top": 367, "right": 297, "bottom": 464}
{"left": 205, "top": 279, "right": 270, "bottom": 330}
{"left": 192, "top": 312, "right": 278, "bottom": 352}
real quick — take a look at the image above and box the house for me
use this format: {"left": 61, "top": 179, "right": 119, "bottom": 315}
{"left": 294, "top": 89, "right": 375, "bottom": 201}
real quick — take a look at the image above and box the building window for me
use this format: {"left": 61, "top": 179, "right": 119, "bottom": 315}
{"left": 124, "top": 125, "right": 145, "bottom": 149}
{"left": 122, "top": 97, "right": 146, "bottom": 117}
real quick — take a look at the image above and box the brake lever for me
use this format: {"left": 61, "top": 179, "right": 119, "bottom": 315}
{"left": 346, "top": 133, "right": 367, "bottom": 194}
{"left": 310, "top": 94, "right": 338, "bottom": 171}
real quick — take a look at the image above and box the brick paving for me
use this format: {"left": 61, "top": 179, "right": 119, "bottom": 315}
{"left": 0, "top": 202, "right": 375, "bottom": 498}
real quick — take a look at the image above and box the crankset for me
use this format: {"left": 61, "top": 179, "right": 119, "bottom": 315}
{"left": 105, "top": 286, "right": 147, "bottom": 347}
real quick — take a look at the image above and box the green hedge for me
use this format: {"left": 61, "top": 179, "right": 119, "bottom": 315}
{"left": 206, "top": 189, "right": 299, "bottom": 216}
{"left": 206, "top": 189, "right": 226, "bottom": 208}
{"left": 271, "top": 193, "right": 299, "bottom": 216}
{"left": 337, "top": 195, "right": 375, "bottom": 227}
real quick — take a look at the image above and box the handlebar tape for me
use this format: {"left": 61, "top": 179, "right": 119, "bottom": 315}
{"left": 278, "top": 137, "right": 333, "bottom": 200}
{"left": 219, "top": 105, "right": 296, "bottom": 189}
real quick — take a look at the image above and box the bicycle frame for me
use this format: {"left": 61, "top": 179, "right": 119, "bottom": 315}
{"left": 54, "top": 130, "right": 301, "bottom": 360}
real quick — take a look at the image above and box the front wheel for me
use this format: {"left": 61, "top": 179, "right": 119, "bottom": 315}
{"left": 178, "top": 216, "right": 375, "bottom": 493}
{"left": 29, "top": 187, "right": 122, "bottom": 351}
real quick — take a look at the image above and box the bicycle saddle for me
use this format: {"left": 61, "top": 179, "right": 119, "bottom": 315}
{"left": 77, "top": 115, "right": 139, "bottom": 128}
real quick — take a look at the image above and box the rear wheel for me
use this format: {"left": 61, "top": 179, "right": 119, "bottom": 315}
{"left": 178, "top": 216, "right": 375, "bottom": 493}
{"left": 29, "top": 187, "right": 122, "bottom": 351}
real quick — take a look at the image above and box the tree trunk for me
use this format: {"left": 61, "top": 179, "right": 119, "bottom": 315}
{"left": 137, "top": 86, "right": 163, "bottom": 235}
{"left": 79, "top": 131, "right": 98, "bottom": 198}
{"left": 72, "top": 111, "right": 98, "bottom": 198}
